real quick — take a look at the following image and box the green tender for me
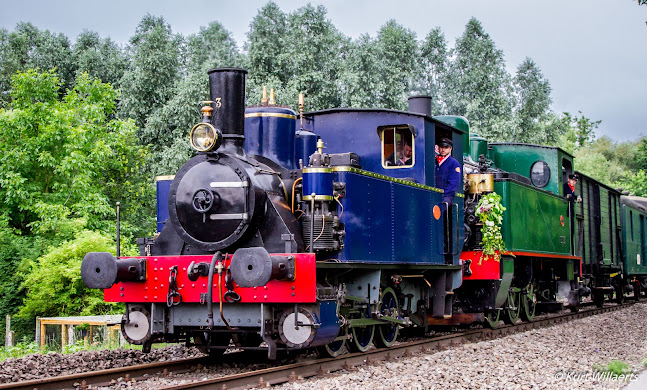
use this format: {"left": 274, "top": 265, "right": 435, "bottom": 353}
{"left": 495, "top": 180, "right": 571, "bottom": 255}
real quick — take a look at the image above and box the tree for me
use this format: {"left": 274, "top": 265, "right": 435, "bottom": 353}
{"left": 118, "top": 15, "right": 182, "bottom": 130}
{"left": 245, "top": 2, "right": 290, "bottom": 102}
{"left": 573, "top": 136, "right": 634, "bottom": 187}
{"left": 442, "top": 18, "right": 515, "bottom": 140}
{"left": 513, "top": 58, "right": 554, "bottom": 143}
{"left": 0, "top": 69, "right": 151, "bottom": 238}
{"left": 283, "top": 4, "right": 348, "bottom": 110}
{"left": 374, "top": 20, "right": 420, "bottom": 110}
{"left": 142, "top": 71, "right": 209, "bottom": 176}
{"left": 0, "top": 22, "right": 75, "bottom": 107}
{"left": 633, "top": 137, "right": 647, "bottom": 171}
{"left": 72, "top": 30, "right": 128, "bottom": 88}
{"left": 564, "top": 111, "right": 601, "bottom": 148}
{"left": 185, "top": 22, "right": 242, "bottom": 72}
{"left": 0, "top": 228, "right": 40, "bottom": 339}
{"left": 339, "top": 34, "right": 381, "bottom": 108}
{"left": 417, "top": 27, "right": 449, "bottom": 113}
{"left": 619, "top": 137, "right": 647, "bottom": 196}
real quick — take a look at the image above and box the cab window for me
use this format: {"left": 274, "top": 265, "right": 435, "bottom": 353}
{"left": 530, "top": 160, "right": 550, "bottom": 187}
{"left": 381, "top": 126, "right": 414, "bottom": 169}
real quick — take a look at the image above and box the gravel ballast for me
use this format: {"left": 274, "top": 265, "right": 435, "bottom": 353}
{"left": 2, "top": 303, "right": 646, "bottom": 389}
{"left": 0, "top": 345, "right": 203, "bottom": 383}
{"left": 271, "top": 303, "right": 647, "bottom": 390}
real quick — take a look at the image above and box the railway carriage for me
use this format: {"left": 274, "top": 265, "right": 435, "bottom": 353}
{"left": 572, "top": 172, "right": 624, "bottom": 306}
{"left": 620, "top": 196, "right": 647, "bottom": 299}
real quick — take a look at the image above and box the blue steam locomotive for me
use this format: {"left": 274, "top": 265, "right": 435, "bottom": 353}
{"left": 81, "top": 67, "right": 647, "bottom": 359}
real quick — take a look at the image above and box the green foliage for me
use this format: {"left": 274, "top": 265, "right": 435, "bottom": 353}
{"left": 513, "top": 58, "right": 555, "bottom": 143}
{"left": 595, "top": 359, "right": 630, "bottom": 376}
{"left": 621, "top": 170, "right": 647, "bottom": 196}
{"left": 339, "top": 34, "right": 381, "bottom": 107}
{"left": 634, "top": 137, "right": 647, "bottom": 171}
{"left": 19, "top": 230, "right": 119, "bottom": 319}
{"left": 418, "top": 27, "right": 449, "bottom": 113}
{"left": 1, "top": 338, "right": 40, "bottom": 361}
{"left": 475, "top": 193, "right": 506, "bottom": 263}
{"left": 0, "top": 22, "right": 76, "bottom": 108}
{"left": 621, "top": 138, "right": 647, "bottom": 196}
{"left": 143, "top": 71, "right": 208, "bottom": 175}
{"left": 283, "top": 4, "right": 348, "bottom": 110}
{"left": 72, "top": 30, "right": 128, "bottom": 88}
{"left": 374, "top": 20, "right": 420, "bottom": 110}
{"left": 0, "top": 228, "right": 40, "bottom": 339}
{"left": 118, "top": 15, "right": 182, "bottom": 129}
{"left": 245, "top": 2, "right": 290, "bottom": 102}
{"left": 185, "top": 22, "right": 242, "bottom": 72}
{"left": 564, "top": 111, "right": 601, "bottom": 148}
{"left": 443, "top": 18, "right": 514, "bottom": 140}
{"left": 0, "top": 69, "right": 151, "bottom": 237}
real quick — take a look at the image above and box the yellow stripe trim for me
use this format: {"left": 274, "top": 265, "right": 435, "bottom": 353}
{"left": 303, "top": 167, "right": 333, "bottom": 173}
{"left": 155, "top": 175, "right": 175, "bottom": 182}
{"left": 331, "top": 166, "right": 445, "bottom": 194}
{"left": 244, "top": 112, "right": 297, "bottom": 120}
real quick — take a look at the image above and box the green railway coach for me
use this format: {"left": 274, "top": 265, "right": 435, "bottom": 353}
{"left": 620, "top": 195, "right": 647, "bottom": 298}
{"left": 573, "top": 172, "right": 624, "bottom": 305}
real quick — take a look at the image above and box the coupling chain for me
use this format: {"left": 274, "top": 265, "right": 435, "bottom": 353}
{"left": 167, "top": 265, "right": 182, "bottom": 307}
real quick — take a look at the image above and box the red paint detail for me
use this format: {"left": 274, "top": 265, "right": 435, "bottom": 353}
{"left": 509, "top": 251, "right": 580, "bottom": 260}
{"left": 461, "top": 251, "right": 501, "bottom": 280}
{"left": 104, "top": 253, "right": 316, "bottom": 303}
{"left": 560, "top": 215, "right": 565, "bottom": 227}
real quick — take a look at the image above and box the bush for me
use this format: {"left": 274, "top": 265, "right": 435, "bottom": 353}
{"left": 19, "top": 230, "right": 120, "bottom": 320}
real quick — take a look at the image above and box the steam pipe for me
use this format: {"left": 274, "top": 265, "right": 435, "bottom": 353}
{"left": 207, "top": 251, "right": 222, "bottom": 328}
{"left": 116, "top": 202, "right": 120, "bottom": 258}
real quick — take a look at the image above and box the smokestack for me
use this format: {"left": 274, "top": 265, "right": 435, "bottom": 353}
{"left": 207, "top": 67, "right": 248, "bottom": 155}
{"left": 408, "top": 95, "right": 432, "bottom": 116}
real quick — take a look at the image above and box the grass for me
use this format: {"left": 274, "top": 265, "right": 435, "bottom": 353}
{"left": 0, "top": 329, "right": 156, "bottom": 362}
{"left": 595, "top": 359, "right": 631, "bottom": 376}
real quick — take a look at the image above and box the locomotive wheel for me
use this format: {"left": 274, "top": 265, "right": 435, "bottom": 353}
{"left": 520, "top": 283, "right": 537, "bottom": 322}
{"left": 502, "top": 290, "right": 521, "bottom": 325}
{"left": 484, "top": 310, "right": 500, "bottom": 328}
{"left": 374, "top": 288, "right": 400, "bottom": 348}
{"left": 347, "top": 325, "right": 374, "bottom": 353}
{"left": 318, "top": 339, "right": 346, "bottom": 358}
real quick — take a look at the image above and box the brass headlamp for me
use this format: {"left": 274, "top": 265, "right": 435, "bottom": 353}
{"left": 190, "top": 102, "right": 222, "bottom": 152}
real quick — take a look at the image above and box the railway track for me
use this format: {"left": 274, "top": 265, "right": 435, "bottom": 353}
{"left": 0, "top": 302, "right": 630, "bottom": 390}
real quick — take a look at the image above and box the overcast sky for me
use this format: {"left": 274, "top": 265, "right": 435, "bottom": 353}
{"left": 1, "top": 0, "right": 646, "bottom": 142}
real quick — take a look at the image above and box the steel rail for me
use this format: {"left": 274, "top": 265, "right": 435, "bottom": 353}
{"left": 157, "top": 303, "right": 630, "bottom": 390}
{"left": 0, "top": 303, "right": 631, "bottom": 390}
{"left": 0, "top": 356, "right": 209, "bottom": 390}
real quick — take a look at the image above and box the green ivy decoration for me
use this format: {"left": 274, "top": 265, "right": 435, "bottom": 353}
{"left": 475, "top": 192, "right": 507, "bottom": 264}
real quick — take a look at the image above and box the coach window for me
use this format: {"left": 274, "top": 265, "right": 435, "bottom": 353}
{"left": 380, "top": 126, "right": 415, "bottom": 169}
{"left": 530, "top": 160, "right": 550, "bottom": 188}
